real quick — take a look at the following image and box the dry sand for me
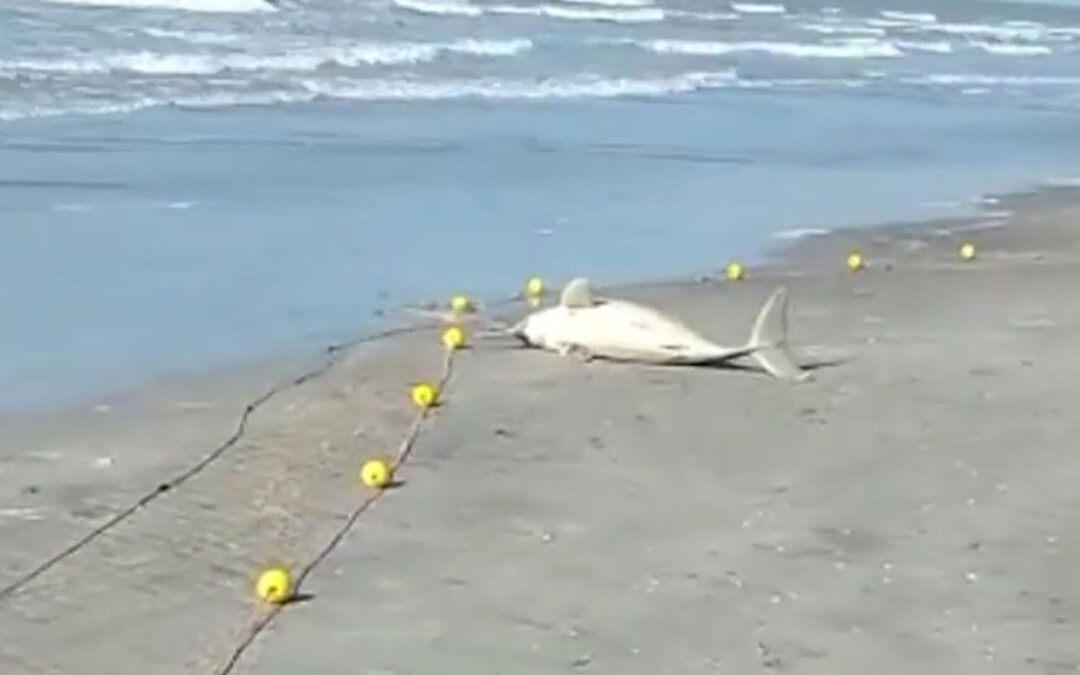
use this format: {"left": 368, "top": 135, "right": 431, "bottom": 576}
{"left": 2, "top": 186, "right": 1080, "bottom": 674}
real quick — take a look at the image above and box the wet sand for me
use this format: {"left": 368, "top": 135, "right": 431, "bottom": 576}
{"left": 2, "top": 186, "right": 1080, "bottom": 674}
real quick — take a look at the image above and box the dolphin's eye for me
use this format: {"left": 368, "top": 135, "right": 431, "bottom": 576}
{"left": 661, "top": 344, "right": 689, "bottom": 352}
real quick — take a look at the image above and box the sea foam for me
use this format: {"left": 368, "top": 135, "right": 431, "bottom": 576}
{"left": 391, "top": 0, "right": 482, "bottom": 17}
{"left": 0, "top": 39, "right": 533, "bottom": 75}
{"left": 487, "top": 4, "right": 664, "bottom": 22}
{"left": 640, "top": 38, "right": 902, "bottom": 59}
{"left": 36, "top": 0, "right": 274, "bottom": 12}
{"left": 731, "top": 3, "right": 785, "bottom": 14}
{"left": 392, "top": 0, "right": 664, "bottom": 22}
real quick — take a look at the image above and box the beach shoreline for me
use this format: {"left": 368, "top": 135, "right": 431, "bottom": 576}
{"left": 2, "top": 179, "right": 1077, "bottom": 473}
{"left": 7, "top": 80, "right": 1080, "bottom": 417}
{"left": 8, "top": 179, "right": 1080, "bottom": 426}
{"left": 3, "top": 179, "right": 1080, "bottom": 673}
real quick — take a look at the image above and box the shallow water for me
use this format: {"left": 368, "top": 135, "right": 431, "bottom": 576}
{"left": 2, "top": 0, "right": 1080, "bottom": 412}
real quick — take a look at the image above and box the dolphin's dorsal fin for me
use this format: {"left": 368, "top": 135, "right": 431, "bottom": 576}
{"left": 559, "top": 277, "right": 595, "bottom": 308}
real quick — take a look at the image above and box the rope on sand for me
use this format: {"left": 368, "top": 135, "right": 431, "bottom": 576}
{"left": 214, "top": 346, "right": 458, "bottom": 675}
{"left": 0, "top": 324, "right": 439, "bottom": 606}
{"left": 0, "top": 288, "right": 523, "bottom": 608}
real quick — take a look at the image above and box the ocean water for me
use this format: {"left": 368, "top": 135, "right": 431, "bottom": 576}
{"left": 3, "top": 0, "right": 1080, "bottom": 412}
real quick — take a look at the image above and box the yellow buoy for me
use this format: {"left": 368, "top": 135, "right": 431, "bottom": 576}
{"left": 442, "top": 326, "right": 466, "bottom": 350}
{"left": 725, "top": 261, "right": 744, "bottom": 281}
{"left": 450, "top": 295, "right": 471, "bottom": 313}
{"left": 846, "top": 251, "right": 864, "bottom": 272}
{"left": 255, "top": 566, "right": 293, "bottom": 605}
{"left": 411, "top": 382, "right": 438, "bottom": 409}
{"left": 958, "top": 242, "right": 976, "bottom": 261}
{"left": 360, "top": 458, "right": 392, "bottom": 489}
{"left": 525, "top": 276, "right": 544, "bottom": 299}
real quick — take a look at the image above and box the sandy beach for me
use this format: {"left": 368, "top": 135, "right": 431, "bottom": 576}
{"left": 2, "top": 186, "right": 1080, "bottom": 674}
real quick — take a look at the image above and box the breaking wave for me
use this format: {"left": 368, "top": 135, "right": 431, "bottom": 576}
{"left": 390, "top": 0, "right": 482, "bottom": 17}
{"left": 915, "top": 21, "right": 1049, "bottom": 41}
{"left": 910, "top": 73, "right": 1080, "bottom": 86}
{"left": 486, "top": 3, "right": 664, "bottom": 22}
{"left": 879, "top": 10, "right": 937, "bottom": 24}
{"left": 772, "top": 227, "right": 829, "bottom": 240}
{"left": 295, "top": 70, "right": 736, "bottom": 100}
{"left": 35, "top": 0, "right": 275, "bottom": 12}
{"left": 638, "top": 38, "right": 903, "bottom": 58}
{"left": 392, "top": 0, "right": 663, "bottom": 21}
{"left": 895, "top": 40, "right": 953, "bottom": 53}
{"left": 666, "top": 9, "right": 738, "bottom": 21}
{"left": 141, "top": 28, "right": 244, "bottom": 45}
{"left": 968, "top": 41, "right": 1051, "bottom": 56}
{"left": 558, "top": 0, "right": 654, "bottom": 6}
{"left": 0, "top": 39, "right": 533, "bottom": 75}
{"left": 800, "top": 22, "right": 887, "bottom": 36}
{"left": 731, "top": 3, "right": 785, "bottom": 14}
{"left": 0, "top": 70, "right": 739, "bottom": 120}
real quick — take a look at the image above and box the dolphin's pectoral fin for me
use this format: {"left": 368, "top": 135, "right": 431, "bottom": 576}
{"left": 556, "top": 342, "right": 594, "bottom": 362}
{"left": 570, "top": 344, "right": 595, "bottom": 362}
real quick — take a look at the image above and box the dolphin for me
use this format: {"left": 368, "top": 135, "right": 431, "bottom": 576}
{"left": 506, "top": 277, "right": 808, "bottom": 381}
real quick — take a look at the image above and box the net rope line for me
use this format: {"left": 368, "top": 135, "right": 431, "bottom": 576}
{"left": 214, "top": 346, "right": 457, "bottom": 675}
{"left": 0, "top": 292, "right": 523, "bottom": 607}
{"left": 0, "top": 252, "right": 989, "bottom": 606}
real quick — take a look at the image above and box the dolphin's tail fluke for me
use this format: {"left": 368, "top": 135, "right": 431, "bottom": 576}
{"left": 746, "top": 287, "right": 808, "bottom": 381}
